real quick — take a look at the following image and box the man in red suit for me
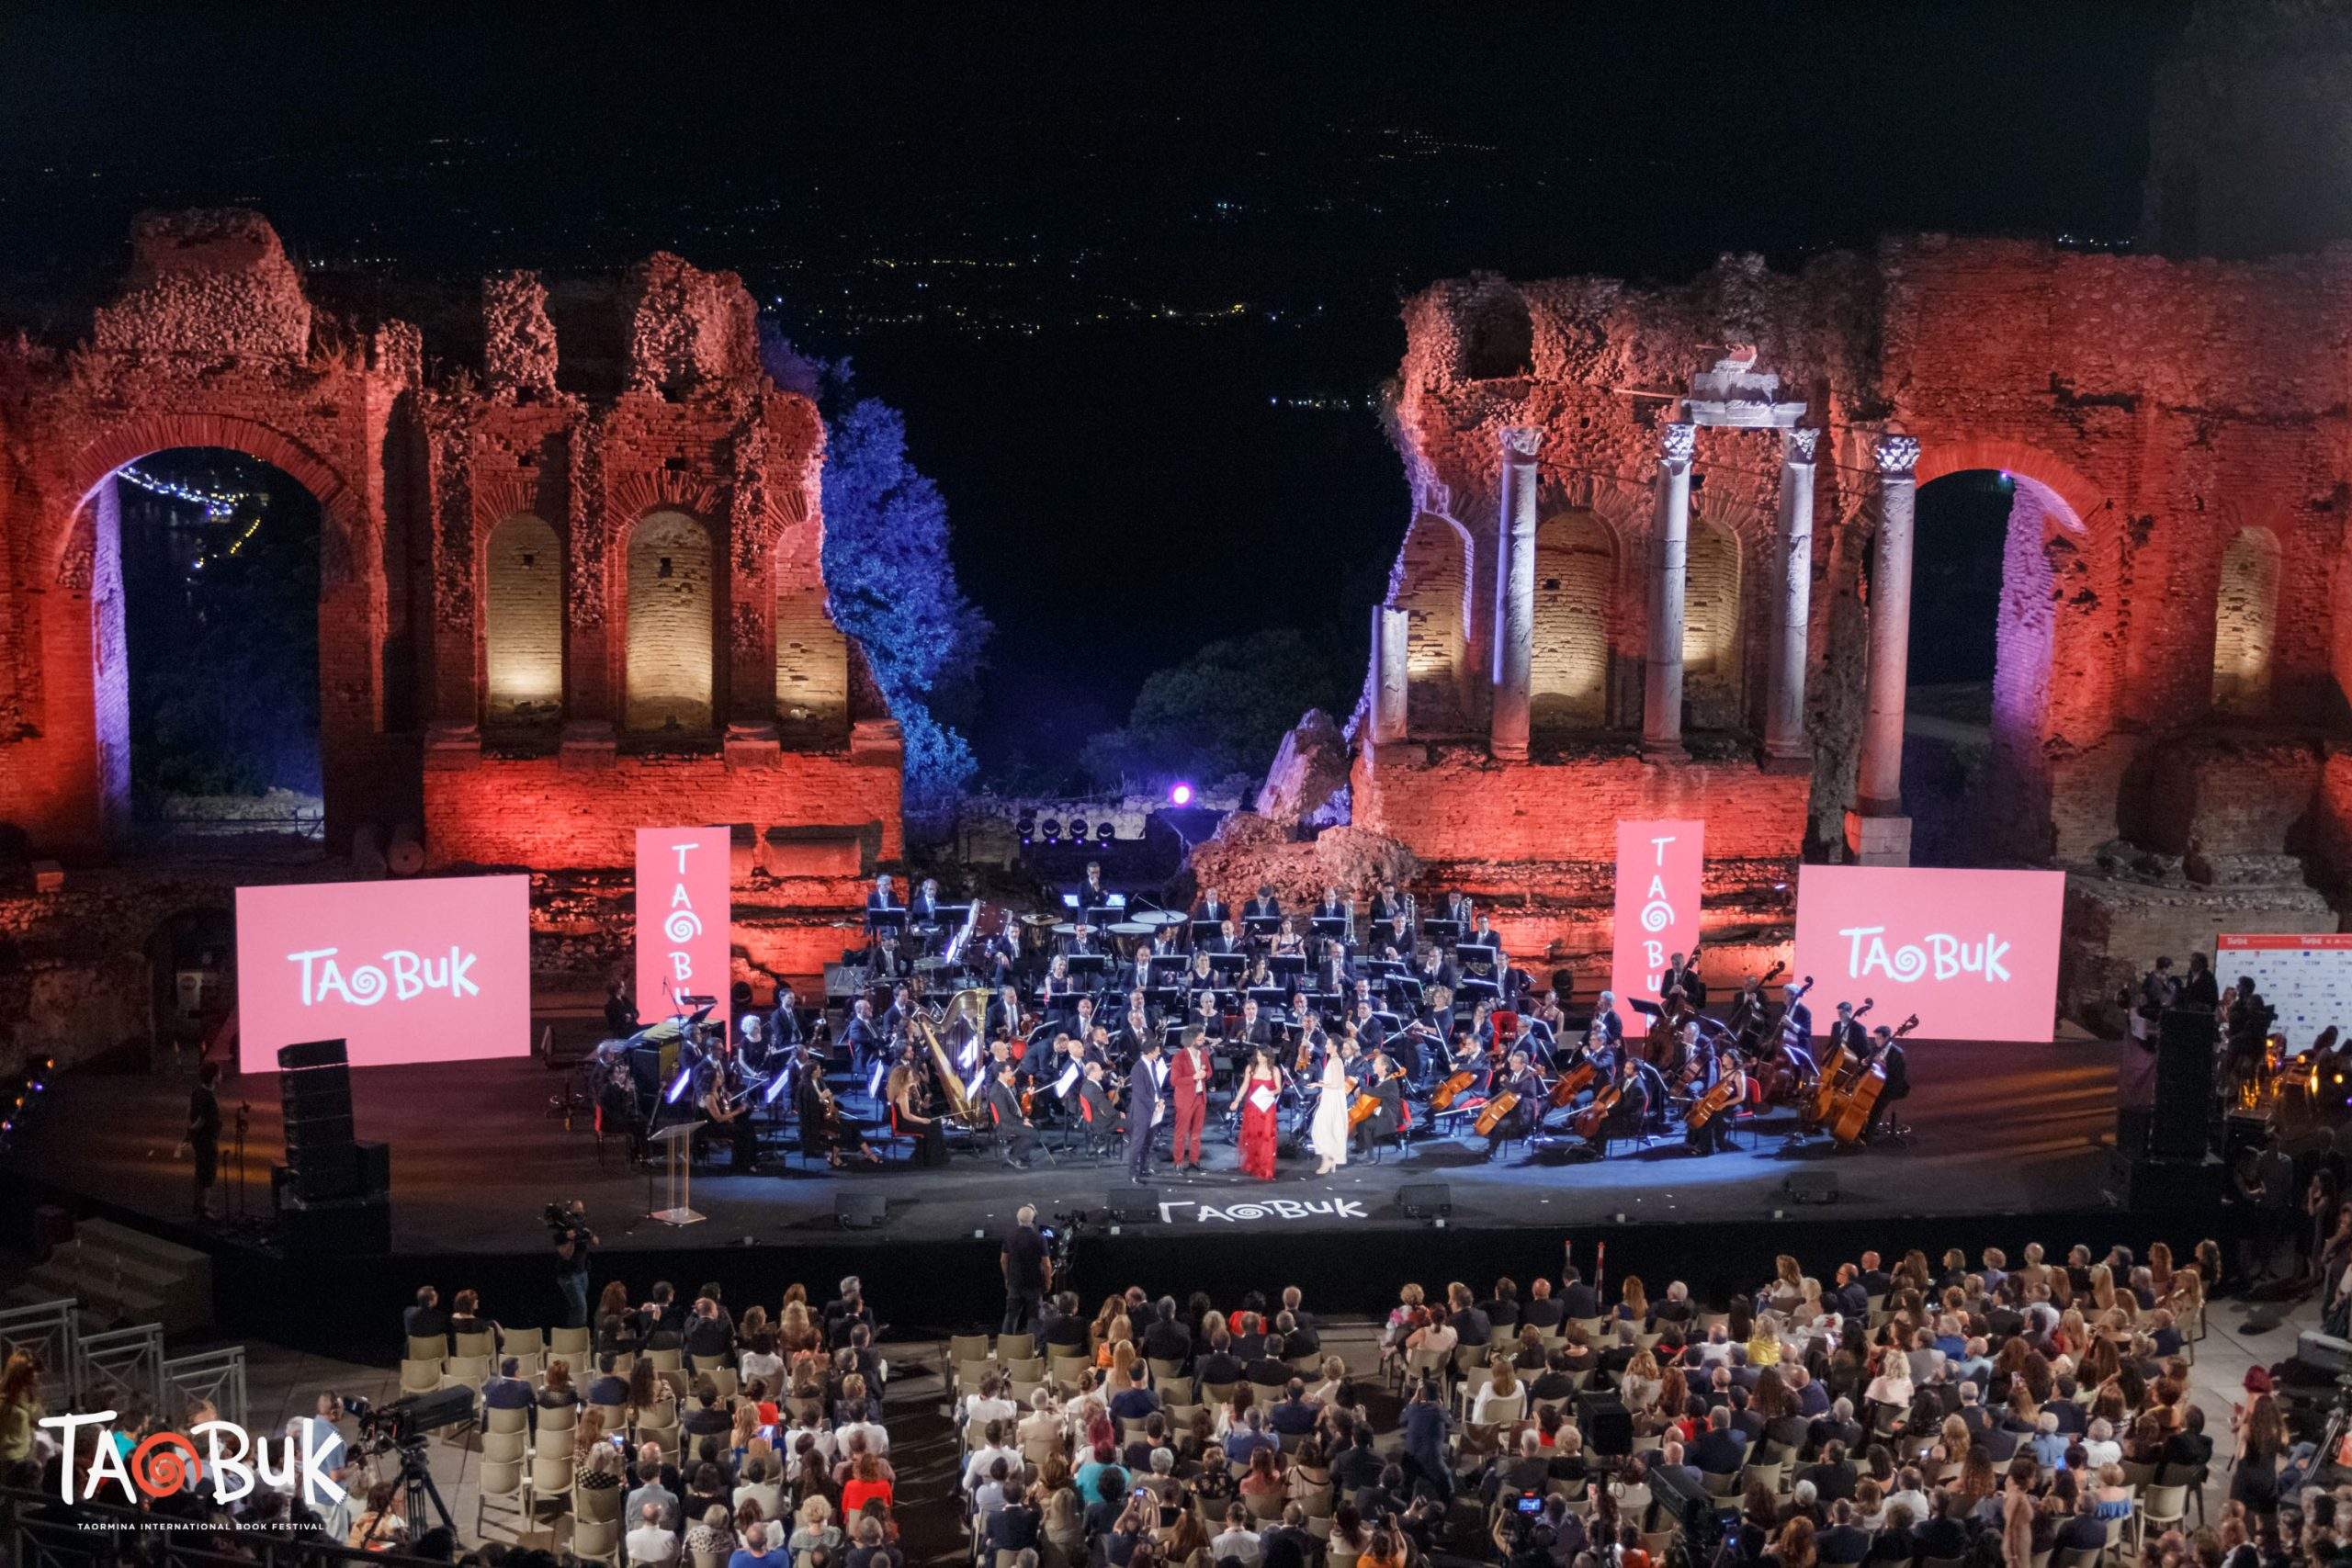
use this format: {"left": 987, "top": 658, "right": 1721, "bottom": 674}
{"left": 1169, "top": 1027, "right": 1213, "bottom": 1173}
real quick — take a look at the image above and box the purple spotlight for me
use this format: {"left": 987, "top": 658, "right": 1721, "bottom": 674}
{"left": 1170, "top": 782, "right": 1194, "bottom": 807}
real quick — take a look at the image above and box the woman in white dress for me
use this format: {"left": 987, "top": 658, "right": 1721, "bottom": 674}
{"left": 1309, "top": 1048, "right": 1351, "bottom": 1176}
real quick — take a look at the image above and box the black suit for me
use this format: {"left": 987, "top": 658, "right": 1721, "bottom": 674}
{"left": 1126, "top": 1055, "right": 1162, "bottom": 1179}
{"left": 1142, "top": 1322, "right": 1193, "bottom": 1364}
{"left": 987, "top": 1080, "right": 1034, "bottom": 1162}
{"left": 1690, "top": 1427, "right": 1747, "bottom": 1474}
{"left": 1818, "top": 1526, "right": 1871, "bottom": 1565}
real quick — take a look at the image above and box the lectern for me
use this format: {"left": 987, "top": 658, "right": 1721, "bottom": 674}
{"left": 648, "top": 1122, "right": 705, "bottom": 1226}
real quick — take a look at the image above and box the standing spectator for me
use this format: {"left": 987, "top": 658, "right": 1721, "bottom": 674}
{"left": 551, "top": 1199, "right": 596, "bottom": 1329}
{"left": 1002, "top": 1205, "right": 1050, "bottom": 1335}
{"left": 184, "top": 1061, "right": 222, "bottom": 1219}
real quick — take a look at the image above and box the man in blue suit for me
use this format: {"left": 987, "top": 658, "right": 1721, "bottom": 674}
{"left": 1126, "top": 1035, "right": 1165, "bottom": 1185}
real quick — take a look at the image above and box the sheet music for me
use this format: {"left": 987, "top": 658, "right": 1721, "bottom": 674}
{"left": 1249, "top": 1086, "right": 1278, "bottom": 1113}
{"left": 1054, "top": 1064, "right": 1080, "bottom": 1098}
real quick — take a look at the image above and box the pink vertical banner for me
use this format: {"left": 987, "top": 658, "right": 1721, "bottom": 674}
{"left": 1610, "top": 819, "right": 1705, "bottom": 1032}
{"left": 636, "top": 826, "right": 731, "bottom": 1029}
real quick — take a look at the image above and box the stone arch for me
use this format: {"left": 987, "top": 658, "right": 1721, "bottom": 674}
{"left": 1531, "top": 509, "right": 1619, "bottom": 733}
{"left": 2212, "top": 525, "right": 2282, "bottom": 715}
{"left": 623, "top": 509, "right": 717, "bottom": 733}
{"left": 1392, "top": 512, "right": 1475, "bottom": 736}
{"left": 482, "top": 513, "right": 564, "bottom": 725}
{"left": 1458, "top": 287, "right": 1534, "bottom": 381}
{"left": 61, "top": 411, "right": 356, "bottom": 587}
{"left": 1682, "top": 517, "right": 1743, "bottom": 728}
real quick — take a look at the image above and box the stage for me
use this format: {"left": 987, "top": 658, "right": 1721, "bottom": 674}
{"left": 5, "top": 1037, "right": 2122, "bottom": 1249}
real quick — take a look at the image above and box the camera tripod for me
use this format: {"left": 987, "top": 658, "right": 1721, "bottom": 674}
{"left": 378, "top": 1436, "right": 454, "bottom": 1540}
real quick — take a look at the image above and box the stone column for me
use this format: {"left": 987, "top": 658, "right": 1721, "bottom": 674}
{"left": 1642, "top": 421, "right": 1696, "bottom": 754}
{"left": 1489, "top": 426, "right": 1541, "bottom": 761}
{"left": 1849, "top": 434, "right": 1920, "bottom": 864}
{"left": 1371, "top": 604, "right": 1408, "bottom": 743}
{"left": 1763, "top": 427, "right": 1819, "bottom": 768}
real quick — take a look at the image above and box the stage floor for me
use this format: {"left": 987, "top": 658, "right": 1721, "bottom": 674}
{"left": 5, "top": 1039, "right": 2123, "bottom": 1251}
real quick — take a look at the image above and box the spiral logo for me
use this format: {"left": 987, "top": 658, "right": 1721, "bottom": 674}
{"left": 1888, "top": 944, "right": 1928, "bottom": 983}
{"left": 1639, "top": 898, "right": 1674, "bottom": 933}
{"left": 130, "top": 1434, "right": 202, "bottom": 1498}
{"left": 344, "top": 964, "right": 389, "bottom": 1007}
{"left": 665, "top": 909, "right": 703, "bottom": 943}
{"left": 1218, "top": 1203, "right": 1268, "bottom": 1222}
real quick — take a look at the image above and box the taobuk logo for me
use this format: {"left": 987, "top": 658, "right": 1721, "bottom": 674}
{"left": 286, "top": 945, "right": 481, "bottom": 1008}
{"left": 40, "top": 1410, "right": 345, "bottom": 1505}
{"left": 1838, "top": 925, "right": 2012, "bottom": 984}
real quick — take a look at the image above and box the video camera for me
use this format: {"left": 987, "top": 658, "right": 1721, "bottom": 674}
{"left": 341, "top": 1387, "right": 475, "bottom": 1451}
{"left": 1044, "top": 1209, "right": 1088, "bottom": 1281}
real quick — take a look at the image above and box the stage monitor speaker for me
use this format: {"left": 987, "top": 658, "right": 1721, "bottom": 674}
{"left": 354, "top": 1141, "right": 391, "bottom": 1200}
{"left": 277, "top": 1191, "right": 390, "bottom": 1256}
{"left": 1575, "top": 1390, "right": 1634, "bottom": 1456}
{"left": 1396, "top": 1182, "right": 1453, "bottom": 1220}
{"left": 279, "top": 1037, "right": 359, "bottom": 1201}
{"left": 277, "top": 1038, "right": 349, "bottom": 1073}
{"left": 2154, "top": 1008, "right": 2216, "bottom": 1160}
{"left": 1781, "top": 1169, "right": 1839, "bottom": 1206}
{"left": 835, "top": 1192, "right": 888, "bottom": 1231}
{"left": 1107, "top": 1188, "right": 1162, "bottom": 1224}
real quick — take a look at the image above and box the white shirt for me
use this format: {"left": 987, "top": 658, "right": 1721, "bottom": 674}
{"left": 964, "top": 1443, "right": 1021, "bottom": 1493}
{"left": 1213, "top": 1528, "right": 1264, "bottom": 1566}
{"left": 838, "top": 1418, "right": 890, "bottom": 1455}
{"left": 740, "top": 1349, "right": 784, "bottom": 1389}
{"left": 965, "top": 1394, "right": 1019, "bottom": 1429}
{"left": 627, "top": 1524, "right": 681, "bottom": 1563}
{"left": 2080, "top": 1438, "right": 2122, "bottom": 1470}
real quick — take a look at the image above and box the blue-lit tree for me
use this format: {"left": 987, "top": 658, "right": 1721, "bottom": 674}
{"left": 761, "top": 325, "right": 989, "bottom": 808}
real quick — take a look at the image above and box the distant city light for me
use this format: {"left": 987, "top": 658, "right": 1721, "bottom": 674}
{"left": 1170, "top": 782, "right": 1193, "bottom": 807}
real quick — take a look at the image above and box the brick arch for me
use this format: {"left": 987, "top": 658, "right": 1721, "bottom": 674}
{"left": 57, "top": 411, "right": 356, "bottom": 588}
{"left": 1389, "top": 512, "right": 1476, "bottom": 736}
{"left": 620, "top": 506, "right": 720, "bottom": 733}
{"left": 1912, "top": 437, "right": 2104, "bottom": 533}
{"left": 482, "top": 512, "right": 566, "bottom": 724}
{"left": 1531, "top": 509, "right": 1620, "bottom": 733}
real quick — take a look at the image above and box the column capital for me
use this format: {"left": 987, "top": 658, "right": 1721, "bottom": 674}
{"left": 1782, "top": 427, "right": 1820, "bottom": 465}
{"left": 1872, "top": 433, "right": 1920, "bottom": 477}
{"left": 1657, "top": 421, "right": 1696, "bottom": 468}
{"left": 1499, "top": 425, "right": 1544, "bottom": 461}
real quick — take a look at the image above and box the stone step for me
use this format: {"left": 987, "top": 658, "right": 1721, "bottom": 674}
{"left": 35, "top": 1219, "right": 211, "bottom": 1337}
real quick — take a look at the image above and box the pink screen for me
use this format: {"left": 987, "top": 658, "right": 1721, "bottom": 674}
{"left": 635, "top": 827, "right": 731, "bottom": 1030}
{"left": 1609, "top": 818, "right": 1705, "bottom": 1032}
{"left": 1792, "top": 864, "right": 2064, "bottom": 1042}
{"left": 235, "top": 875, "right": 532, "bottom": 1072}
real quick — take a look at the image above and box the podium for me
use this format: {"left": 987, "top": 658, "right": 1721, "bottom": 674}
{"left": 648, "top": 1122, "right": 706, "bottom": 1226}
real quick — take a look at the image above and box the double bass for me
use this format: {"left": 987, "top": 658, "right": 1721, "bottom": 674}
{"left": 1827, "top": 1015, "right": 1919, "bottom": 1145}
{"left": 1768, "top": 997, "right": 1867, "bottom": 1107}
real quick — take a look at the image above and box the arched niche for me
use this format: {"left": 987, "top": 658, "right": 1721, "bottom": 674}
{"left": 1531, "top": 510, "right": 1617, "bottom": 733}
{"left": 1682, "top": 518, "right": 1743, "bottom": 728}
{"left": 483, "top": 513, "right": 563, "bottom": 725}
{"left": 624, "top": 509, "right": 716, "bottom": 733}
{"left": 1393, "top": 513, "right": 1473, "bottom": 736}
{"left": 2213, "top": 525, "right": 2281, "bottom": 716}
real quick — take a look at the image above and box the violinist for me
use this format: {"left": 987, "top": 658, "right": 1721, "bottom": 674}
{"left": 886, "top": 1046, "right": 947, "bottom": 1168}
{"left": 1351, "top": 998, "right": 1388, "bottom": 1056}
{"left": 1116, "top": 1003, "right": 1154, "bottom": 1063}
{"left": 1485, "top": 1049, "right": 1544, "bottom": 1157}
{"left": 986, "top": 1062, "right": 1036, "bottom": 1168}
{"left": 1069, "top": 993, "right": 1101, "bottom": 1048}
{"left": 701, "top": 1059, "right": 758, "bottom": 1171}
{"left": 984, "top": 985, "right": 1025, "bottom": 1044}
{"left": 1076, "top": 1060, "right": 1119, "bottom": 1145}
{"left": 879, "top": 982, "right": 917, "bottom": 1043}
{"left": 1084, "top": 1020, "right": 1121, "bottom": 1077}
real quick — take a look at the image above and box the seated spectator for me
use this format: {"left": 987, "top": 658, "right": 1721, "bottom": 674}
{"left": 1213, "top": 1501, "right": 1263, "bottom": 1566}
{"left": 729, "top": 1517, "right": 790, "bottom": 1568}
{"left": 686, "top": 1503, "right": 736, "bottom": 1563}
{"left": 787, "top": 1495, "right": 845, "bottom": 1563}
{"left": 538, "top": 1358, "right": 582, "bottom": 1407}
{"left": 628, "top": 1500, "right": 681, "bottom": 1565}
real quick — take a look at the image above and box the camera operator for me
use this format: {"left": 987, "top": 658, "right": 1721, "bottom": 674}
{"left": 1001, "top": 1204, "right": 1051, "bottom": 1336}
{"left": 549, "top": 1199, "right": 597, "bottom": 1328}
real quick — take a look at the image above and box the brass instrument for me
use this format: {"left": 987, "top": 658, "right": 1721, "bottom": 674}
{"left": 908, "top": 988, "right": 993, "bottom": 1132}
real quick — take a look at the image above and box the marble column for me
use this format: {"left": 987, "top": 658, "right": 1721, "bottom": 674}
{"left": 1762, "top": 427, "right": 1819, "bottom": 767}
{"left": 1489, "top": 426, "right": 1541, "bottom": 761}
{"left": 1642, "top": 421, "right": 1696, "bottom": 754}
{"left": 1849, "top": 433, "right": 1920, "bottom": 864}
{"left": 1371, "top": 604, "right": 1408, "bottom": 743}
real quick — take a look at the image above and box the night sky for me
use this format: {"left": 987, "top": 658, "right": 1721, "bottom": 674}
{"left": 0, "top": 4, "right": 2190, "bottom": 771}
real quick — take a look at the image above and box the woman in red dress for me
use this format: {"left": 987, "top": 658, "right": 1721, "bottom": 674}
{"left": 1238, "top": 1044, "right": 1284, "bottom": 1180}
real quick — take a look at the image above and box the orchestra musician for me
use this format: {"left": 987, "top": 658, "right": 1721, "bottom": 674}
{"left": 1438, "top": 890, "right": 1473, "bottom": 929}
{"left": 1726, "top": 975, "right": 1770, "bottom": 1046}
{"left": 985, "top": 1061, "right": 1036, "bottom": 1169}
{"left": 1271, "top": 917, "right": 1306, "bottom": 960}
{"left": 1779, "top": 979, "right": 1814, "bottom": 1043}
{"left": 1658, "top": 949, "right": 1702, "bottom": 1005}
{"left": 909, "top": 877, "right": 945, "bottom": 953}
{"left": 799, "top": 1064, "right": 876, "bottom": 1169}
{"left": 1352, "top": 1047, "right": 1406, "bottom": 1156}
{"left": 843, "top": 997, "right": 887, "bottom": 1077}
{"left": 1116, "top": 1003, "right": 1154, "bottom": 1063}
{"left": 1826, "top": 1000, "right": 1869, "bottom": 1059}
{"left": 880, "top": 983, "right": 917, "bottom": 1044}
{"left": 865, "top": 931, "right": 910, "bottom": 981}
{"left": 1312, "top": 885, "right": 1351, "bottom": 931}
{"left": 1245, "top": 884, "right": 1282, "bottom": 923}
{"left": 1193, "top": 886, "right": 1232, "bottom": 929}
{"left": 1368, "top": 879, "right": 1409, "bottom": 926}
{"left": 1074, "top": 861, "right": 1114, "bottom": 916}
{"left": 1684, "top": 1041, "right": 1745, "bottom": 1156}
{"left": 1587, "top": 992, "right": 1624, "bottom": 1053}
{"left": 1312, "top": 940, "right": 1351, "bottom": 999}
{"left": 886, "top": 1046, "right": 947, "bottom": 1168}
{"left": 768, "top": 986, "right": 804, "bottom": 1055}
{"left": 1583, "top": 1056, "right": 1650, "bottom": 1154}
{"left": 1485, "top": 1049, "right": 1544, "bottom": 1157}
{"left": 1069, "top": 993, "right": 1101, "bottom": 1047}
{"left": 865, "top": 874, "right": 899, "bottom": 925}
{"left": 1351, "top": 998, "right": 1387, "bottom": 1057}
{"left": 1231, "top": 997, "right": 1277, "bottom": 1052}
{"left": 1042, "top": 955, "right": 1080, "bottom": 1018}
{"left": 1076, "top": 1060, "right": 1118, "bottom": 1146}
{"left": 984, "top": 985, "right": 1024, "bottom": 1044}
{"left": 1212, "top": 918, "right": 1242, "bottom": 956}
{"left": 1860, "top": 1025, "right": 1910, "bottom": 1142}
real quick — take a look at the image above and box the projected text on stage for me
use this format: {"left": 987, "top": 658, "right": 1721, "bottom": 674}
{"left": 1610, "top": 818, "right": 1704, "bottom": 1032}
{"left": 1792, "top": 865, "right": 2064, "bottom": 1043}
{"left": 636, "top": 826, "right": 731, "bottom": 1031}
{"left": 234, "top": 875, "right": 532, "bottom": 1073}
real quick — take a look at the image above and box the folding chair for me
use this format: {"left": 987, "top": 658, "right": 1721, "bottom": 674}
{"left": 474, "top": 1458, "right": 530, "bottom": 1542}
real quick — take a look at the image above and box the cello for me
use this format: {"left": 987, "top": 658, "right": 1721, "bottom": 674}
{"left": 1570, "top": 1076, "right": 1624, "bottom": 1140}
{"left": 1826, "top": 1014, "right": 1919, "bottom": 1145}
{"left": 1684, "top": 1052, "right": 1747, "bottom": 1131}
{"left": 1429, "top": 1066, "right": 1480, "bottom": 1113}
{"left": 1547, "top": 1057, "right": 1597, "bottom": 1109}
{"left": 1351, "top": 1065, "right": 1404, "bottom": 1127}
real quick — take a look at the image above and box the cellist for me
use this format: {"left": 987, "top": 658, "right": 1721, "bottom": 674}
{"left": 1484, "top": 1049, "right": 1544, "bottom": 1159}
{"left": 1682, "top": 1039, "right": 1745, "bottom": 1156}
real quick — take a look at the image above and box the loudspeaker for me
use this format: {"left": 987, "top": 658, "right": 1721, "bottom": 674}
{"left": 354, "top": 1141, "right": 391, "bottom": 1200}
{"left": 2115, "top": 1153, "right": 2223, "bottom": 1211}
{"left": 1106, "top": 1188, "right": 1162, "bottom": 1223}
{"left": 1396, "top": 1182, "right": 1453, "bottom": 1219}
{"left": 1575, "top": 1390, "right": 1634, "bottom": 1456}
{"left": 2154, "top": 1008, "right": 2216, "bottom": 1159}
{"left": 1781, "top": 1169, "right": 1839, "bottom": 1205}
{"left": 835, "top": 1192, "right": 888, "bottom": 1230}
{"left": 279, "top": 1038, "right": 358, "bottom": 1201}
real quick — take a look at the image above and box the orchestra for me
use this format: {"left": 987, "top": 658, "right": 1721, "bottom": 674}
{"left": 586, "top": 863, "right": 1934, "bottom": 1186}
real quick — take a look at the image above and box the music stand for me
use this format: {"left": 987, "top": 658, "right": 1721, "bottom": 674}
{"left": 1311, "top": 916, "right": 1350, "bottom": 941}
{"left": 1208, "top": 952, "right": 1247, "bottom": 978}
{"left": 1086, "top": 904, "right": 1124, "bottom": 931}
{"left": 1422, "top": 918, "right": 1463, "bottom": 944}
{"left": 865, "top": 908, "right": 907, "bottom": 936}
{"left": 1190, "top": 919, "right": 1222, "bottom": 946}
{"left": 1269, "top": 953, "right": 1306, "bottom": 982}
{"left": 1243, "top": 915, "right": 1282, "bottom": 938}
{"left": 648, "top": 1122, "right": 705, "bottom": 1226}
{"left": 1247, "top": 986, "right": 1288, "bottom": 1010}
{"left": 1457, "top": 976, "right": 1499, "bottom": 1003}
{"left": 1068, "top": 953, "right": 1111, "bottom": 980}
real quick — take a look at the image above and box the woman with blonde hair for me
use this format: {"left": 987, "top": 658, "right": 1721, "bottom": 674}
{"left": 1041, "top": 1485, "right": 1086, "bottom": 1568}
{"left": 1620, "top": 1348, "right": 1662, "bottom": 1416}
{"left": 571, "top": 1405, "right": 608, "bottom": 1463}
{"left": 1471, "top": 1355, "right": 1523, "bottom": 1424}
{"left": 790, "top": 1495, "right": 846, "bottom": 1562}
{"left": 1618, "top": 1275, "right": 1649, "bottom": 1325}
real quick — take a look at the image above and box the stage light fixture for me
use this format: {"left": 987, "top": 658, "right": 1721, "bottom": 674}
{"left": 1068, "top": 818, "right": 1088, "bottom": 840}
{"left": 664, "top": 1066, "right": 694, "bottom": 1104}
{"left": 1170, "top": 782, "right": 1193, "bottom": 806}
{"left": 1042, "top": 818, "right": 1062, "bottom": 842}
{"left": 1095, "top": 822, "right": 1114, "bottom": 841}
